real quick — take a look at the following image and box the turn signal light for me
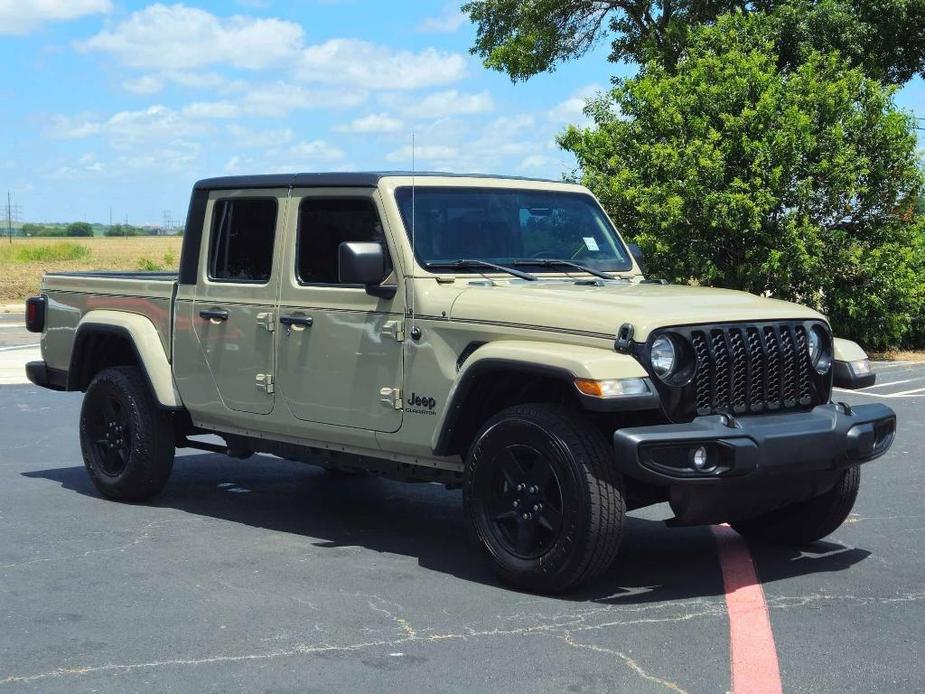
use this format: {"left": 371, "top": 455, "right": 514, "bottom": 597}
{"left": 574, "top": 377, "right": 650, "bottom": 398}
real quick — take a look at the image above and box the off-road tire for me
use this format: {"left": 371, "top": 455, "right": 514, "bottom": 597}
{"left": 731, "top": 466, "right": 861, "bottom": 545}
{"left": 79, "top": 366, "right": 175, "bottom": 501}
{"left": 463, "top": 404, "right": 625, "bottom": 593}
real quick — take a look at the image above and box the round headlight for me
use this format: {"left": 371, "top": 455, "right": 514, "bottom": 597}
{"left": 807, "top": 325, "right": 832, "bottom": 374}
{"left": 651, "top": 335, "right": 677, "bottom": 377}
{"left": 807, "top": 328, "right": 821, "bottom": 364}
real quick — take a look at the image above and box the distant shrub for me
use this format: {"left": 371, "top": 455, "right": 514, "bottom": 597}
{"left": 162, "top": 250, "right": 176, "bottom": 267}
{"left": 4, "top": 242, "right": 91, "bottom": 262}
{"left": 136, "top": 257, "right": 164, "bottom": 271}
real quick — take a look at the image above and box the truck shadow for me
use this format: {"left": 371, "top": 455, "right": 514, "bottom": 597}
{"left": 23, "top": 452, "right": 871, "bottom": 603}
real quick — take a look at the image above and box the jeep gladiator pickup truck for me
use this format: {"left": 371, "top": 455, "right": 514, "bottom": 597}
{"left": 25, "top": 172, "right": 896, "bottom": 593}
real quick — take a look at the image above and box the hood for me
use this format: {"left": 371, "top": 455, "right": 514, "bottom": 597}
{"left": 448, "top": 281, "right": 825, "bottom": 340}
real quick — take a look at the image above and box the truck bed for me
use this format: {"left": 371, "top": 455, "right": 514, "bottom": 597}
{"left": 41, "top": 271, "right": 178, "bottom": 373}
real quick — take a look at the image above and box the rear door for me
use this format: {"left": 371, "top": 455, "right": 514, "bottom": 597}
{"left": 275, "top": 188, "right": 404, "bottom": 432}
{"left": 192, "top": 189, "right": 286, "bottom": 415}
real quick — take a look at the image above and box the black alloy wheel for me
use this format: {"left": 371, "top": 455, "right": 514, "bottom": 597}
{"left": 479, "top": 442, "right": 565, "bottom": 559}
{"left": 464, "top": 403, "right": 625, "bottom": 593}
{"left": 79, "top": 366, "right": 175, "bottom": 501}
{"left": 89, "top": 392, "right": 132, "bottom": 477}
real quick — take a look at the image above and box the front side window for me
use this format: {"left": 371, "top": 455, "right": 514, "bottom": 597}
{"left": 208, "top": 198, "right": 277, "bottom": 283}
{"left": 395, "top": 187, "right": 631, "bottom": 272}
{"left": 296, "top": 197, "right": 387, "bottom": 284}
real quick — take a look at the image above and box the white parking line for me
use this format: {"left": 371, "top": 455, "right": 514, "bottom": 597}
{"left": 834, "top": 387, "right": 925, "bottom": 398}
{"left": 0, "top": 323, "right": 25, "bottom": 329}
{"left": 0, "top": 344, "right": 39, "bottom": 352}
{"left": 884, "top": 386, "right": 925, "bottom": 397}
{"left": 0, "top": 346, "right": 39, "bottom": 384}
{"left": 859, "top": 377, "right": 925, "bottom": 390}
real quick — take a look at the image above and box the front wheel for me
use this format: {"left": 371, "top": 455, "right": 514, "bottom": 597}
{"left": 463, "top": 404, "right": 625, "bottom": 593}
{"left": 731, "top": 466, "right": 861, "bottom": 545}
{"left": 79, "top": 366, "right": 175, "bottom": 501}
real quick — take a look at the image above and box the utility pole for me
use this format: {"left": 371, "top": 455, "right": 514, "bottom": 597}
{"left": 4, "top": 192, "right": 21, "bottom": 244}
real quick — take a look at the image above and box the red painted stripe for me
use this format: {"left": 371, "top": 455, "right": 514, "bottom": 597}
{"left": 712, "top": 524, "right": 783, "bottom": 694}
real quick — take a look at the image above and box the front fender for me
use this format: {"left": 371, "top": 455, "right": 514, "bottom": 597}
{"left": 431, "top": 340, "right": 653, "bottom": 455}
{"left": 73, "top": 310, "right": 181, "bottom": 408}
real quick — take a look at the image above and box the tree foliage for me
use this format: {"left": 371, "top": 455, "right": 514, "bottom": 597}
{"left": 559, "top": 15, "right": 925, "bottom": 348}
{"left": 463, "top": 0, "right": 925, "bottom": 84}
{"left": 65, "top": 222, "right": 93, "bottom": 237}
{"left": 104, "top": 224, "right": 145, "bottom": 237}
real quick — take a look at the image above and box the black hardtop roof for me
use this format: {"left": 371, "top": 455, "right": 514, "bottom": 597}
{"left": 193, "top": 171, "right": 561, "bottom": 191}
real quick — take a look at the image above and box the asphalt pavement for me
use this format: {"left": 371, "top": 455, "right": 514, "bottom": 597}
{"left": 0, "top": 316, "right": 922, "bottom": 693}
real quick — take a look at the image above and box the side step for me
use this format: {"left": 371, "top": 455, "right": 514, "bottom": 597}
{"left": 179, "top": 437, "right": 253, "bottom": 459}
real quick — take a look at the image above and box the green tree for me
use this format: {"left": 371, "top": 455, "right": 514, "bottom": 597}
{"left": 559, "top": 15, "right": 925, "bottom": 348}
{"left": 105, "top": 224, "right": 142, "bottom": 237}
{"left": 463, "top": 0, "right": 925, "bottom": 84}
{"left": 66, "top": 222, "right": 93, "bottom": 237}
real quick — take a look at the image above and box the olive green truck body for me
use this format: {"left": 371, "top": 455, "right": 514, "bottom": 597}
{"left": 25, "top": 173, "right": 896, "bottom": 592}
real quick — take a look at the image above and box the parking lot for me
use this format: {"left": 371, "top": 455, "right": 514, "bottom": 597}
{"left": 1, "top": 311, "right": 923, "bottom": 693}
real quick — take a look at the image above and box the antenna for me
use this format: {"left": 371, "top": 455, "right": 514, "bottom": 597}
{"left": 409, "top": 131, "right": 416, "bottom": 335}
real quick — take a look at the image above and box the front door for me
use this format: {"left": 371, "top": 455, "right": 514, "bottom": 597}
{"left": 192, "top": 190, "right": 286, "bottom": 416}
{"left": 276, "top": 189, "right": 404, "bottom": 433}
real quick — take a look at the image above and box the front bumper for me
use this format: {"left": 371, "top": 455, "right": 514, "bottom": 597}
{"left": 613, "top": 403, "right": 896, "bottom": 486}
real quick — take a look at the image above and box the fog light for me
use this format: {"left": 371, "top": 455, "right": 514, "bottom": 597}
{"left": 691, "top": 446, "right": 709, "bottom": 470}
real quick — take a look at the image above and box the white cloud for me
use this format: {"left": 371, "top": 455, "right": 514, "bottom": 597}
{"left": 241, "top": 81, "right": 366, "bottom": 117}
{"left": 181, "top": 101, "right": 239, "bottom": 119}
{"left": 266, "top": 140, "right": 346, "bottom": 171}
{"left": 0, "top": 0, "right": 111, "bottom": 35}
{"left": 50, "top": 152, "right": 105, "bottom": 179}
{"left": 417, "top": 5, "right": 467, "bottom": 33}
{"left": 78, "top": 152, "right": 104, "bottom": 172}
{"left": 228, "top": 125, "right": 294, "bottom": 149}
{"left": 119, "top": 139, "right": 201, "bottom": 171}
{"left": 383, "top": 89, "right": 494, "bottom": 119}
{"left": 334, "top": 113, "right": 403, "bottom": 134}
{"left": 546, "top": 85, "right": 602, "bottom": 126}
{"left": 122, "top": 75, "right": 165, "bottom": 95}
{"left": 48, "top": 114, "right": 102, "bottom": 139}
{"left": 297, "top": 39, "right": 467, "bottom": 90}
{"left": 385, "top": 144, "right": 459, "bottom": 164}
{"left": 288, "top": 140, "right": 345, "bottom": 162}
{"left": 104, "top": 105, "right": 208, "bottom": 147}
{"left": 122, "top": 70, "right": 238, "bottom": 94}
{"left": 80, "top": 3, "right": 304, "bottom": 70}
{"left": 519, "top": 154, "right": 566, "bottom": 172}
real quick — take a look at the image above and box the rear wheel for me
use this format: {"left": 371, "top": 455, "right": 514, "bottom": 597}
{"left": 79, "top": 366, "right": 175, "bottom": 501}
{"left": 464, "top": 404, "right": 625, "bottom": 593}
{"left": 731, "top": 466, "right": 860, "bottom": 545}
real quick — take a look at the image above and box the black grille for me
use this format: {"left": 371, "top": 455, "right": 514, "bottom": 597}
{"left": 640, "top": 321, "right": 830, "bottom": 421}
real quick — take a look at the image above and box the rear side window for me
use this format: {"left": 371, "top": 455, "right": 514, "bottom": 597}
{"left": 296, "top": 197, "right": 387, "bottom": 284}
{"left": 208, "top": 198, "right": 277, "bottom": 283}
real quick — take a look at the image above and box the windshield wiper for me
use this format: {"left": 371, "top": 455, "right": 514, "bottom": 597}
{"left": 512, "top": 258, "right": 615, "bottom": 281}
{"left": 426, "top": 259, "right": 538, "bottom": 281}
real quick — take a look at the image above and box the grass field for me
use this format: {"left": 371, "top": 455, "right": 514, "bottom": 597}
{"left": 0, "top": 237, "right": 182, "bottom": 303}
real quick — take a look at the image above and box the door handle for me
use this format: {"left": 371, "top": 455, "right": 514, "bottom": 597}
{"left": 199, "top": 308, "right": 229, "bottom": 322}
{"left": 279, "top": 314, "right": 313, "bottom": 329}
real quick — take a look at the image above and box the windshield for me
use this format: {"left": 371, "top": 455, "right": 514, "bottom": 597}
{"left": 395, "top": 187, "right": 633, "bottom": 273}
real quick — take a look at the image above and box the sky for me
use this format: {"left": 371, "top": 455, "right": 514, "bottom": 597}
{"left": 1, "top": 1, "right": 922, "bottom": 226}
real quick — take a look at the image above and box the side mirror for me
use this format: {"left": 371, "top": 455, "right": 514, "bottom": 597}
{"left": 627, "top": 243, "right": 645, "bottom": 272}
{"left": 338, "top": 242, "right": 396, "bottom": 299}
